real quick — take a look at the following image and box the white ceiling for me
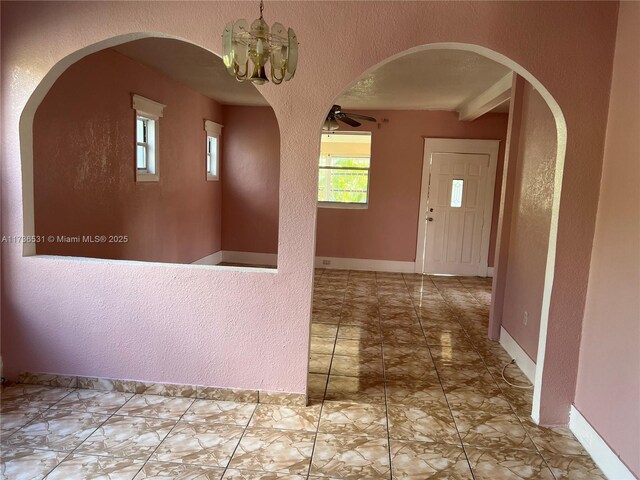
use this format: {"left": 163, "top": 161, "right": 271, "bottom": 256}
{"left": 114, "top": 40, "right": 511, "bottom": 114}
{"left": 337, "top": 49, "right": 512, "bottom": 113}
{"left": 113, "top": 38, "right": 269, "bottom": 107}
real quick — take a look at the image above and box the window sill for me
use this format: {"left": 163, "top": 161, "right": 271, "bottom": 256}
{"left": 136, "top": 172, "right": 159, "bottom": 182}
{"left": 206, "top": 174, "right": 219, "bottom": 182}
{"left": 318, "top": 202, "right": 368, "bottom": 210}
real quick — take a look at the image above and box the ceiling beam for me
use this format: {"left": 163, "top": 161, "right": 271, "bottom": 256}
{"left": 458, "top": 72, "right": 513, "bottom": 121}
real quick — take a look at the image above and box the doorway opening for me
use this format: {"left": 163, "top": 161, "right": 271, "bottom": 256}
{"left": 309, "top": 43, "right": 565, "bottom": 431}
{"left": 415, "top": 138, "right": 500, "bottom": 276}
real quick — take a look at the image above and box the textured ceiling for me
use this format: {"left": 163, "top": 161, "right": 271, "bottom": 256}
{"left": 337, "top": 49, "right": 512, "bottom": 112}
{"left": 113, "top": 38, "right": 269, "bottom": 107}
{"left": 114, "top": 40, "right": 511, "bottom": 114}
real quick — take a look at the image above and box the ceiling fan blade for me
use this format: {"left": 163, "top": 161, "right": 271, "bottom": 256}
{"left": 343, "top": 113, "right": 377, "bottom": 122}
{"left": 336, "top": 115, "right": 361, "bottom": 127}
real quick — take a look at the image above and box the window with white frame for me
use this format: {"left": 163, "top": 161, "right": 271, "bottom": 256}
{"left": 318, "top": 132, "right": 372, "bottom": 207}
{"left": 204, "top": 120, "right": 223, "bottom": 181}
{"left": 132, "top": 94, "right": 165, "bottom": 182}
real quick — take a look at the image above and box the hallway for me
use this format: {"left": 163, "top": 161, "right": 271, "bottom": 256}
{"left": 308, "top": 269, "right": 604, "bottom": 479}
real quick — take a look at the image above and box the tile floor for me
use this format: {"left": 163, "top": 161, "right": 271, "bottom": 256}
{"left": 0, "top": 270, "right": 604, "bottom": 479}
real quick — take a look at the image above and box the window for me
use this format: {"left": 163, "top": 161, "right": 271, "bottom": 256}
{"left": 204, "top": 120, "right": 223, "bottom": 181}
{"left": 451, "top": 179, "right": 464, "bottom": 207}
{"left": 132, "top": 94, "right": 165, "bottom": 182}
{"left": 318, "top": 132, "right": 372, "bottom": 207}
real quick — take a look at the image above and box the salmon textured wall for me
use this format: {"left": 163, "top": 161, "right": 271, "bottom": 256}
{"left": 221, "top": 105, "right": 280, "bottom": 255}
{"left": 33, "top": 48, "right": 223, "bottom": 264}
{"left": 0, "top": 1, "right": 619, "bottom": 422}
{"left": 574, "top": 2, "right": 640, "bottom": 476}
{"left": 315, "top": 110, "right": 509, "bottom": 264}
{"left": 501, "top": 84, "right": 557, "bottom": 361}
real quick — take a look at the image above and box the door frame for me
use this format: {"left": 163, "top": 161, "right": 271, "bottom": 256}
{"left": 415, "top": 138, "right": 500, "bottom": 275}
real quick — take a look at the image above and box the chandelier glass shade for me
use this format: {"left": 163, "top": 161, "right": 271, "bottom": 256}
{"left": 222, "top": 1, "right": 298, "bottom": 85}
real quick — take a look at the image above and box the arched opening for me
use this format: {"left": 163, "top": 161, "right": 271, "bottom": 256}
{"left": 308, "top": 43, "right": 566, "bottom": 430}
{"left": 21, "top": 34, "right": 281, "bottom": 268}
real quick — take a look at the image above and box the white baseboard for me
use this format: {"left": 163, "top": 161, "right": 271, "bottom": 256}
{"left": 499, "top": 326, "right": 536, "bottom": 383}
{"left": 192, "top": 250, "right": 277, "bottom": 267}
{"left": 222, "top": 250, "right": 277, "bottom": 266}
{"left": 569, "top": 405, "right": 637, "bottom": 479}
{"left": 315, "top": 256, "right": 415, "bottom": 273}
{"left": 487, "top": 267, "right": 495, "bottom": 277}
{"left": 192, "top": 251, "right": 223, "bottom": 265}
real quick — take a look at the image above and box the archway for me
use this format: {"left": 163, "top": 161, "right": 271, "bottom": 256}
{"left": 21, "top": 33, "right": 281, "bottom": 268}
{"left": 311, "top": 43, "right": 566, "bottom": 425}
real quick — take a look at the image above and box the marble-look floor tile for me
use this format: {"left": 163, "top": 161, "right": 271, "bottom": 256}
{"left": 308, "top": 354, "right": 332, "bottom": 375}
{"left": 0, "top": 406, "right": 43, "bottom": 439}
{"left": 311, "top": 324, "right": 339, "bottom": 338}
{"left": 385, "top": 379, "right": 446, "bottom": 406}
{"left": 0, "top": 385, "right": 72, "bottom": 409}
{"left": 310, "top": 336, "right": 335, "bottom": 355}
{"left": 446, "top": 387, "right": 512, "bottom": 414}
{"left": 46, "top": 454, "right": 144, "bottom": 480}
{"left": 319, "top": 401, "right": 387, "bottom": 437}
{"left": 229, "top": 428, "right": 315, "bottom": 475}
{"left": 542, "top": 452, "right": 607, "bottom": 479}
{"left": 324, "top": 375, "right": 385, "bottom": 404}
{"left": 183, "top": 399, "right": 256, "bottom": 426}
{"left": 465, "top": 447, "right": 555, "bottom": 479}
{"left": 310, "top": 433, "right": 390, "bottom": 480}
{"left": 51, "top": 389, "right": 133, "bottom": 414}
{"left": 0, "top": 448, "right": 67, "bottom": 480}
{"left": 390, "top": 440, "right": 473, "bottom": 479}
{"left": 4, "top": 410, "right": 109, "bottom": 452}
{"left": 520, "top": 419, "right": 588, "bottom": 456}
{"left": 333, "top": 338, "right": 381, "bottom": 357}
{"left": 307, "top": 374, "right": 328, "bottom": 401}
{"left": 222, "top": 469, "right": 306, "bottom": 479}
{"left": 387, "top": 403, "right": 459, "bottom": 445}
{"left": 76, "top": 415, "right": 175, "bottom": 460}
{"left": 116, "top": 394, "right": 194, "bottom": 419}
{"left": 329, "top": 355, "right": 383, "bottom": 377}
{"left": 454, "top": 410, "right": 536, "bottom": 451}
{"left": 151, "top": 421, "right": 244, "bottom": 467}
{"left": 250, "top": 404, "right": 320, "bottom": 432}
{"left": 135, "top": 461, "right": 224, "bottom": 479}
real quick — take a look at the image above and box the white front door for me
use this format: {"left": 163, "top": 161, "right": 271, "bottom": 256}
{"left": 415, "top": 139, "right": 500, "bottom": 276}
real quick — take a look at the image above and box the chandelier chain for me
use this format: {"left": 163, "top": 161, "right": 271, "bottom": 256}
{"left": 259, "top": 0, "right": 264, "bottom": 19}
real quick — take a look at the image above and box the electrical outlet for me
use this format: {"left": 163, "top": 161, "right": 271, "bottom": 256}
{"left": 523, "top": 311, "right": 529, "bottom": 326}
{"left": 322, "top": 259, "right": 331, "bottom": 265}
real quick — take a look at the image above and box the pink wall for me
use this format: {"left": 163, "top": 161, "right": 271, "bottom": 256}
{"left": 315, "top": 110, "right": 509, "bottom": 264}
{"left": 501, "top": 83, "right": 557, "bottom": 361}
{"left": 0, "top": 2, "right": 619, "bottom": 415}
{"left": 574, "top": 2, "right": 640, "bottom": 476}
{"left": 221, "top": 106, "right": 280, "bottom": 255}
{"left": 33, "top": 48, "right": 223, "bottom": 264}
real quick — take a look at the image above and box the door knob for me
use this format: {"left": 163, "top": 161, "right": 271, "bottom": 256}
{"left": 427, "top": 217, "right": 434, "bottom": 222}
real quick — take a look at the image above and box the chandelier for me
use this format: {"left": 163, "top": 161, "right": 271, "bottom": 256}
{"left": 222, "top": 0, "right": 298, "bottom": 85}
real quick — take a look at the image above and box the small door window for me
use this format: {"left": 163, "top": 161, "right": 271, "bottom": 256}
{"left": 451, "top": 179, "right": 464, "bottom": 207}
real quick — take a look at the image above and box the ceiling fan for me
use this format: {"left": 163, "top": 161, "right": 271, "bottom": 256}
{"left": 323, "top": 105, "right": 376, "bottom": 131}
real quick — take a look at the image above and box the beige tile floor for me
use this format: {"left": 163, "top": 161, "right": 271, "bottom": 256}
{"left": 0, "top": 270, "right": 604, "bottom": 479}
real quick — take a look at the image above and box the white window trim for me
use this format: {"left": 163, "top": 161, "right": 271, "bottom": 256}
{"left": 204, "top": 120, "right": 223, "bottom": 181}
{"left": 133, "top": 94, "right": 165, "bottom": 182}
{"left": 318, "top": 131, "right": 372, "bottom": 208}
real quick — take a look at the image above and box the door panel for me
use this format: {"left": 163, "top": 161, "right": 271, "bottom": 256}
{"left": 424, "top": 152, "right": 489, "bottom": 275}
